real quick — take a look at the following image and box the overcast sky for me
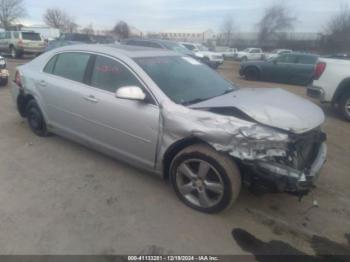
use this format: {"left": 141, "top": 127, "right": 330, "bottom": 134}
{"left": 21, "top": 0, "right": 347, "bottom": 33}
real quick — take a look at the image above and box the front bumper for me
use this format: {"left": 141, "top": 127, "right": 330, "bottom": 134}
{"left": 307, "top": 85, "right": 325, "bottom": 100}
{"left": 252, "top": 143, "right": 327, "bottom": 192}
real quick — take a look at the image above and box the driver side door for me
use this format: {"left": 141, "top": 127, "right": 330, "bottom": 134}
{"left": 80, "top": 54, "right": 160, "bottom": 169}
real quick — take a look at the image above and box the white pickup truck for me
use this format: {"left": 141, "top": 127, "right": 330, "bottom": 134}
{"left": 307, "top": 58, "right": 350, "bottom": 121}
{"left": 236, "top": 48, "right": 265, "bottom": 62}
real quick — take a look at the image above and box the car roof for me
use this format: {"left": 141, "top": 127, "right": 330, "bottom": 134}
{"left": 50, "top": 44, "right": 180, "bottom": 58}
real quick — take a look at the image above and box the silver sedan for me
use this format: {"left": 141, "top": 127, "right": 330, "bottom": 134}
{"left": 12, "top": 44, "right": 327, "bottom": 213}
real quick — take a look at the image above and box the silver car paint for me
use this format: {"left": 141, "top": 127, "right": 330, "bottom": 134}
{"left": 12, "top": 44, "right": 326, "bottom": 180}
{"left": 190, "top": 88, "right": 325, "bottom": 134}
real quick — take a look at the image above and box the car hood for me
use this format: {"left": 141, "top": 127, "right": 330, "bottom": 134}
{"left": 190, "top": 88, "right": 325, "bottom": 134}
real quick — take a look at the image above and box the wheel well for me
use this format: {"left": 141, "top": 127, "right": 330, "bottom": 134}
{"left": 162, "top": 137, "right": 207, "bottom": 180}
{"left": 333, "top": 79, "right": 350, "bottom": 104}
{"left": 244, "top": 66, "right": 260, "bottom": 75}
{"left": 17, "top": 94, "right": 35, "bottom": 117}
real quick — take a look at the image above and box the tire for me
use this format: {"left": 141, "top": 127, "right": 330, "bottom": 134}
{"left": 170, "top": 144, "right": 241, "bottom": 213}
{"left": 25, "top": 100, "right": 49, "bottom": 137}
{"left": 338, "top": 90, "right": 350, "bottom": 121}
{"left": 203, "top": 57, "right": 211, "bottom": 66}
{"left": 0, "top": 77, "right": 8, "bottom": 86}
{"left": 10, "top": 46, "right": 17, "bottom": 58}
{"left": 244, "top": 67, "right": 260, "bottom": 81}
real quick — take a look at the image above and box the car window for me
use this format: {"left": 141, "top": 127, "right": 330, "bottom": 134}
{"left": 183, "top": 44, "right": 195, "bottom": 51}
{"left": 297, "top": 55, "right": 317, "bottom": 65}
{"left": 276, "top": 54, "right": 297, "bottom": 63}
{"left": 0, "top": 32, "right": 4, "bottom": 39}
{"left": 250, "top": 49, "right": 260, "bottom": 53}
{"left": 21, "top": 32, "right": 41, "bottom": 41}
{"left": 13, "top": 32, "right": 19, "bottom": 39}
{"left": 5, "top": 32, "right": 11, "bottom": 39}
{"left": 90, "top": 55, "right": 142, "bottom": 93}
{"left": 53, "top": 52, "right": 91, "bottom": 82}
{"left": 43, "top": 55, "right": 58, "bottom": 74}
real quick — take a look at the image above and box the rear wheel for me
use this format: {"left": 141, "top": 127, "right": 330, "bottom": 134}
{"left": 244, "top": 67, "right": 260, "bottom": 81}
{"left": 10, "top": 46, "right": 22, "bottom": 59}
{"left": 0, "top": 77, "right": 8, "bottom": 86}
{"left": 26, "top": 100, "right": 49, "bottom": 137}
{"left": 170, "top": 144, "right": 241, "bottom": 213}
{"left": 339, "top": 90, "right": 350, "bottom": 121}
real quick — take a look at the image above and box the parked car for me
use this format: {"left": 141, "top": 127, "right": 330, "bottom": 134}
{"left": 91, "top": 35, "right": 115, "bottom": 44}
{"left": 218, "top": 47, "right": 238, "bottom": 59}
{"left": 0, "top": 31, "right": 46, "bottom": 58}
{"left": 179, "top": 42, "right": 224, "bottom": 69}
{"left": 0, "top": 55, "right": 8, "bottom": 86}
{"left": 307, "top": 58, "right": 350, "bottom": 121}
{"left": 239, "top": 53, "right": 318, "bottom": 85}
{"left": 12, "top": 44, "right": 327, "bottom": 213}
{"left": 122, "top": 38, "right": 197, "bottom": 60}
{"left": 265, "top": 49, "right": 292, "bottom": 60}
{"left": 236, "top": 48, "right": 265, "bottom": 62}
{"left": 46, "top": 33, "right": 93, "bottom": 51}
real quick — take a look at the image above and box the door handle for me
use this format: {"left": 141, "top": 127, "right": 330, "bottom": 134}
{"left": 39, "top": 80, "right": 47, "bottom": 87}
{"left": 83, "top": 95, "right": 98, "bottom": 103}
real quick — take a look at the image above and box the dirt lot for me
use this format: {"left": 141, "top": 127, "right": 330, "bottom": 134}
{"left": 0, "top": 57, "right": 349, "bottom": 256}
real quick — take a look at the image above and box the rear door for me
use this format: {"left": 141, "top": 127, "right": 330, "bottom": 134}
{"left": 249, "top": 49, "right": 262, "bottom": 60}
{"left": 293, "top": 55, "right": 317, "bottom": 85}
{"left": 37, "top": 52, "right": 93, "bottom": 137}
{"left": 269, "top": 54, "right": 298, "bottom": 82}
{"left": 79, "top": 54, "right": 160, "bottom": 168}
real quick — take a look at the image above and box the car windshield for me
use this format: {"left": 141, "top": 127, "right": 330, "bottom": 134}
{"left": 135, "top": 56, "right": 236, "bottom": 105}
{"left": 162, "top": 41, "right": 192, "bottom": 55}
{"left": 22, "top": 32, "right": 41, "bottom": 41}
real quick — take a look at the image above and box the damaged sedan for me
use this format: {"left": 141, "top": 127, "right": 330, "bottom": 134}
{"left": 11, "top": 45, "right": 327, "bottom": 213}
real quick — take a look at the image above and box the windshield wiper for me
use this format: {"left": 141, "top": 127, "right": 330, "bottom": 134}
{"left": 182, "top": 89, "right": 236, "bottom": 106}
{"left": 182, "top": 98, "right": 210, "bottom": 106}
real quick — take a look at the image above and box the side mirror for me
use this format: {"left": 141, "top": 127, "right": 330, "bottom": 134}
{"left": 116, "top": 86, "right": 146, "bottom": 101}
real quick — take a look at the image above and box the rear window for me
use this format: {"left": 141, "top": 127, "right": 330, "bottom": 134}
{"left": 21, "top": 32, "right": 41, "bottom": 41}
{"left": 298, "top": 55, "right": 317, "bottom": 65}
{"left": 53, "top": 52, "right": 91, "bottom": 82}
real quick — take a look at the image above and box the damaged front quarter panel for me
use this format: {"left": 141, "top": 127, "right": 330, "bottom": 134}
{"left": 157, "top": 101, "right": 290, "bottom": 169}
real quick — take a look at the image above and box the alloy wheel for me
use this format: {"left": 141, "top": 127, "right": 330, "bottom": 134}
{"left": 176, "top": 159, "right": 225, "bottom": 208}
{"left": 345, "top": 97, "right": 350, "bottom": 118}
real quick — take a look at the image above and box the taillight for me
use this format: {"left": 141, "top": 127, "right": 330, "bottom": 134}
{"left": 15, "top": 70, "right": 23, "bottom": 88}
{"left": 314, "top": 62, "right": 326, "bottom": 80}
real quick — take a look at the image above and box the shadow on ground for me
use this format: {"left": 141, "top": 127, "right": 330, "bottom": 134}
{"left": 232, "top": 228, "right": 350, "bottom": 262}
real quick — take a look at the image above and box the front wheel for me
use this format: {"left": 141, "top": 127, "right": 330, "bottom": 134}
{"left": 170, "top": 144, "right": 241, "bottom": 213}
{"left": 339, "top": 91, "right": 350, "bottom": 121}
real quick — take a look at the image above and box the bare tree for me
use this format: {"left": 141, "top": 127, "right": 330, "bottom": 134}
{"left": 82, "top": 23, "right": 94, "bottom": 35}
{"left": 220, "top": 16, "right": 235, "bottom": 46}
{"left": 257, "top": 3, "right": 295, "bottom": 46}
{"left": 43, "top": 8, "right": 67, "bottom": 29}
{"left": 113, "top": 21, "right": 130, "bottom": 40}
{"left": 0, "top": 0, "right": 26, "bottom": 30}
{"left": 43, "top": 8, "right": 77, "bottom": 33}
{"left": 323, "top": 4, "right": 350, "bottom": 52}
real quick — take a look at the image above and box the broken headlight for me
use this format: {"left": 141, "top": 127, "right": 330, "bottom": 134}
{"left": 239, "top": 125, "right": 289, "bottom": 142}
